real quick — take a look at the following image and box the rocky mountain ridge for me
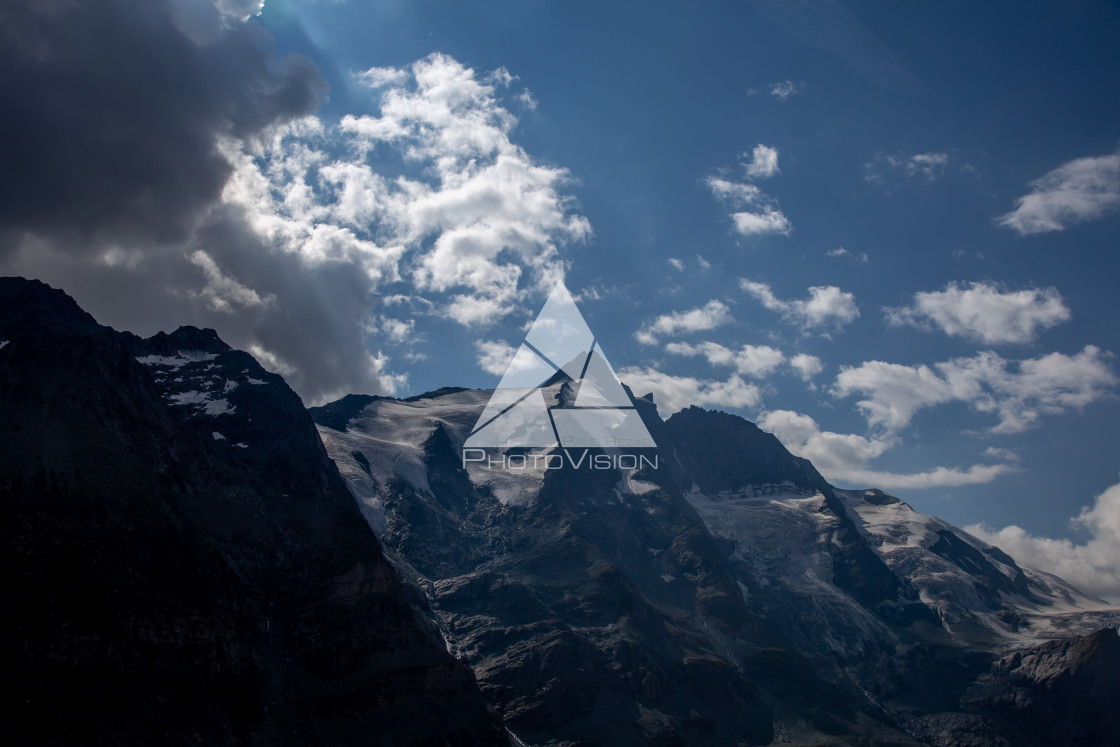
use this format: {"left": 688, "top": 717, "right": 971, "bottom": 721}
{"left": 3, "top": 276, "right": 1116, "bottom": 746}
{"left": 312, "top": 386, "right": 1119, "bottom": 746}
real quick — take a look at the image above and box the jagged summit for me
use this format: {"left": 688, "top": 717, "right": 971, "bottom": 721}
{"left": 141, "top": 325, "right": 232, "bottom": 354}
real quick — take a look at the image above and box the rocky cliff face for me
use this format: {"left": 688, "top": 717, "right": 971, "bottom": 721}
{"left": 313, "top": 386, "right": 1120, "bottom": 746}
{"left": 958, "top": 628, "right": 1120, "bottom": 746}
{"left": 0, "top": 277, "right": 506, "bottom": 746}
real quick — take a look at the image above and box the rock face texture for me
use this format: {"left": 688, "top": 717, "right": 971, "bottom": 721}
{"left": 960, "top": 628, "right": 1120, "bottom": 747}
{"left": 312, "top": 387, "right": 1120, "bottom": 746}
{"left": 0, "top": 278, "right": 506, "bottom": 746}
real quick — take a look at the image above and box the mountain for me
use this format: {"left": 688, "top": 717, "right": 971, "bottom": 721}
{"left": 3, "top": 276, "right": 1116, "bottom": 745}
{"left": 311, "top": 386, "right": 1120, "bottom": 746}
{"left": 0, "top": 278, "right": 506, "bottom": 745}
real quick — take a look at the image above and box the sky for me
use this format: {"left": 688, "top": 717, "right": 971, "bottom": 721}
{"left": 2, "top": 0, "right": 1119, "bottom": 598}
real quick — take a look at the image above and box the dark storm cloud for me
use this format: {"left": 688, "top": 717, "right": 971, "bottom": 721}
{"left": 185, "top": 209, "right": 394, "bottom": 404}
{"left": 0, "top": 0, "right": 325, "bottom": 250}
{"left": 0, "top": 0, "right": 382, "bottom": 405}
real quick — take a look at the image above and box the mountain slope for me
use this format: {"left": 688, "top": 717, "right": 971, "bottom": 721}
{"left": 0, "top": 277, "right": 506, "bottom": 745}
{"left": 313, "top": 387, "right": 1119, "bottom": 746}
{"left": 313, "top": 389, "right": 914, "bottom": 744}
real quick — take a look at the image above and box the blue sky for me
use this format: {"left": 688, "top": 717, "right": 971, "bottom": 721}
{"left": 3, "top": 0, "right": 1119, "bottom": 596}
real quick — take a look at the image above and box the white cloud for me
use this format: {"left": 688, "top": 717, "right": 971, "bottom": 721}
{"left": 833, "top": 346, "right": 1116, "bottom": 435}
{"left": 216, "top": 0, "right": 264, "bottom": 22}
{"left": 864, "top": 151, "right": 949, "bottom": 183}
{"left": 517, "top": 89, "right": 538, "bottom": 110}
{"left": 743, "top": 144, "right": 780, "bottom": 179}
{"left": 378, "top": 316, "right": 415, "bottom": 343}
{"left": 789, "top": 353, "right": 824, "bottom": 381}
{"left": 666, "top": 341, "right": 786, "bottom": 378}
{"left": 981, "top": 446, "right": 1019, "bottom": 462}
{"left": 667, "top": 257, "right": 685, "bottom": 272}
{"left": 706, "top": 177, "right": 762, "bottom": 204}
{"left": 731, "top": 210, "right": 792, "bottom": 236}
{"left": 475, "top": 339, "right": 517, "bottom": 376}
{"left": 697, "top": 255, "right": 712, "bottom": 270}
{"left": 887, "top": 282, "right": 1071, "bottom": 344}
{"left": 966, "top": 481, "right": 1120, "bottom": 602}
{"left": 834, "top": 360, "right": 951, "bottom": 434}
{"left": 759, "top": 409, "right": 1016, "bottom": 490}
{"left": 665, "top": 340, "right": 823, "bottom": 383}
{"left": 988, "top": 346, "right": 1117, "bottom": 434}
{"left": 904, "top": 152, "right": 948, "bottom": 179}
{"left": 187, "top": 250, "right": 274, "bottom": 312}
{"left": 706, "top": 168, "right": 791, "bottom": 238}
{"left": 484, "top": 66, "right": 517, "bottom": 88}
{"left": 354, "top": 66, "right": 410, "bottom": 88}
{"left": 769, "top": 80, "right": 802, "bottom": 100}
{"left": 224, "top": 53, "right": 590, "bottom": 330}
{"left": 635, "top": 300, "right": 733, "bottom": 344}
{"left": 248, "top": 343, "right": 296, "bottom": 377}
{"left": 618, "top": 366, "right": 762, "bottom": 417}
{"left": 997, "top": 149, "right": 1120, "bottom": 235}
{"left": 846, "top": 463, "right": 1014, "bottom": 490}
{"left": 827, "top": 246, "right": 868, "bottom": 262}
{"left": 740, "top": 279, "right": 859, "bottom": 332}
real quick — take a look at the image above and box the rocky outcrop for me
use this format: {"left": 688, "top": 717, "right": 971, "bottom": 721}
{"left": 959, "top": 628, "right": 1120, "bottom": 746}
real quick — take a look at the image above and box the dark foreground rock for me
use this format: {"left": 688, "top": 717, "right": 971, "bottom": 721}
{"left": 0, "top": 277, "right": 507, "bottom": 746}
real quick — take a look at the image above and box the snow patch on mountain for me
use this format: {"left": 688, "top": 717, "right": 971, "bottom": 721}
{"left": 204, "top": 399, "right": 235, "bottom": 416}
{"left": 136, "top": 351, "right": 218, "bottom": 368}
{"left": 834, "top": 488, "right": 1117, "bottom": 645}
{"left": 617, "top": 471, "right": 658, "bottom": 496}
{"left": 476, "top": 462, "right": 547, "bottom": 506}
{"left": 167, "top": 389, "right": 235, "bottom": 416}
{"left": 170, "top": 391, "right": 209, "bottom": 406}
{"left": 684, "top": 485, "right": 897, "bottom": 658}
{"left": 682, "top": 481, "right": 1119, "bottom": 658}
{"left": 317, "top": 390, "right": 502, "bottom": 535}
{"left": 840, "top": 492, "right": 938, "bottom": 550}
{"left": 316, "top": 388, "right": 578, "bottom": 512}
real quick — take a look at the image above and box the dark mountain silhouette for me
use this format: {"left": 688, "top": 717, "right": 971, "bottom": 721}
{"left": 0, "top": 277, "right": 506, "bottom": 745}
